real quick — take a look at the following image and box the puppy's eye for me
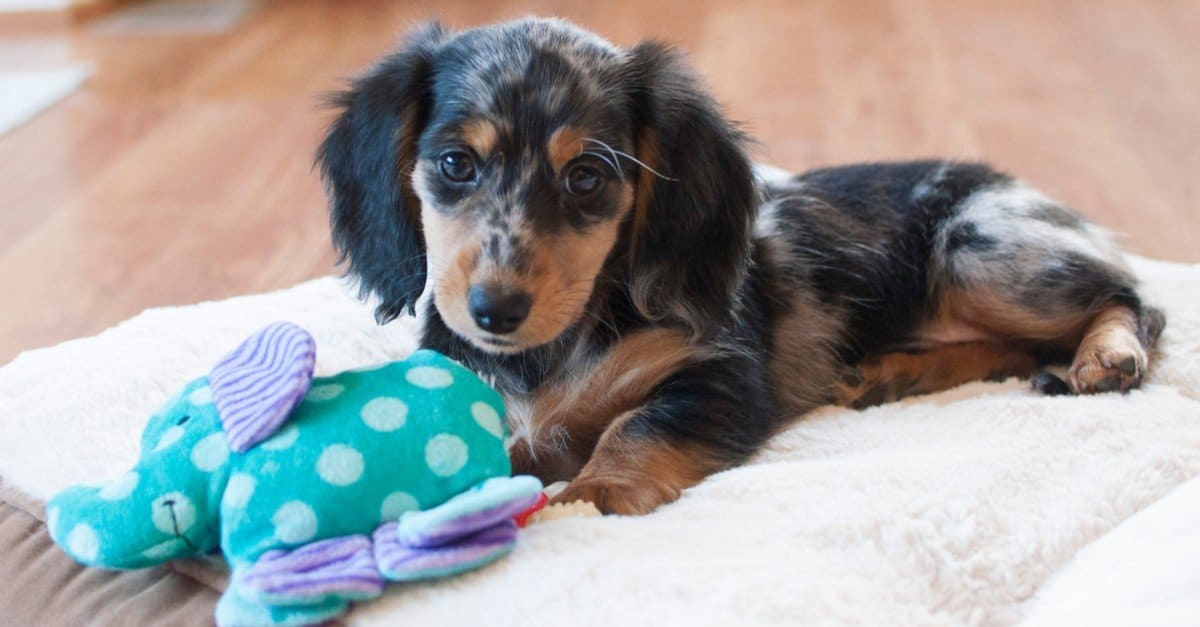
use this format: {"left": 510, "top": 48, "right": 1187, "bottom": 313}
{"left": 438, "top": 151, "right": 476, "bottom": 183}
{"left": 564, "top": 163, "right": 604, "bottom": 196}
{"left": 176, "top": 415, "right": 191, "bottom": 426}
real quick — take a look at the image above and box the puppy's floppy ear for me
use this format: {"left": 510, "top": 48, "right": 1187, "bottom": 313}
{"left": 624, "top": 41, "right": 757, "bottom": 337}
{"left": 317, "top": 22, "right": 447, "bottom": 323}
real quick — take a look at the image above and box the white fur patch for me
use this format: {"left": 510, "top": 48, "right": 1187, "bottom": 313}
{"left": 940, "top": 182, "right": 1128, "bottom": 283}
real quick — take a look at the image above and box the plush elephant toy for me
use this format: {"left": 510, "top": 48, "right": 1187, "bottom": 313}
{"left": 46, "top": 322, "right": 542, "bottom": 626}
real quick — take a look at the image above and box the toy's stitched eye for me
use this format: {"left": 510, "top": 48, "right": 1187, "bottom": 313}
{"left": 564, "top": 163, "right": 604, "bottom": 196}
{"left": 176, "top": 415, "right": 191, "bottom": 426}
{"left": 438, "top": 150, "right": 476, "bottom": 183}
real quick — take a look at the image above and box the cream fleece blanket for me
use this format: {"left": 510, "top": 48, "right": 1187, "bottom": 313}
{"left": 1, "top": 256, "right": 1198, "bottom": 626}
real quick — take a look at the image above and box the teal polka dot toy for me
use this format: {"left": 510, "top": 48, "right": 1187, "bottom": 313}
{"left": 46, "top": 322, "right": 543, "bottom": 626}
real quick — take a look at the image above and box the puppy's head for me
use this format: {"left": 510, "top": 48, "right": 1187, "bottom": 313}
{"left": 319, "top": 18, "right": 755, "bottom": 353}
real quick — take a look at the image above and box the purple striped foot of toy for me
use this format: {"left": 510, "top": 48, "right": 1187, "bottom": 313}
{"left": 239, "top": 534, "right": 384, "bottom": 605}
{"left": 374, "top": 520, "right": 518, "bottom": 582}
{"left": 399, "top": 490, "right": 540, "bottom": 549}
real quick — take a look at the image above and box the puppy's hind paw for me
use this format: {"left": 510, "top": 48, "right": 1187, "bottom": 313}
{"left": 1069, "top": 340, "right": 1147, "bottom": 394}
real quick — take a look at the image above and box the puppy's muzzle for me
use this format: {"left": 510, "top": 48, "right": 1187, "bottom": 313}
{"left": 467, "top": 284, "right": 532, "bottom": 335}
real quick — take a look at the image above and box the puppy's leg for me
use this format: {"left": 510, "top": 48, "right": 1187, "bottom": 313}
{"left": 550, "top": 359, "right": 771, "bottom": 515}
{"left": 929, "top": 183, "right": 1165, "bottom": 395}
{"left": 836, "top": 342, "right": 1038, "bottom": 409}
{"left": 550, "top": 411, "right": 710, "bottom": 515}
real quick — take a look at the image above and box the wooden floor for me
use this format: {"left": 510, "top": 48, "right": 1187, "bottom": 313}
{"left": 0, "top": 0, "right": 1197, "bottom": 365}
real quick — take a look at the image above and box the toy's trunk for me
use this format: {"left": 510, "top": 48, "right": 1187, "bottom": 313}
{"left": 46, "top": 474, "right": 220, "bottom": 570}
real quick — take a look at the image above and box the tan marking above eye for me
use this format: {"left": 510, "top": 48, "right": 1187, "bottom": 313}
{"left": 547, "top": 125, "right": 588, "bottom": 172}
{"left": 461, "top": 119, "right": 499, "bottom": 157}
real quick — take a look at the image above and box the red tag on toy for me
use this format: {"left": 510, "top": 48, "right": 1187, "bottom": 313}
{"left": 513, "top": 491, "right": 548, "bottom": 528}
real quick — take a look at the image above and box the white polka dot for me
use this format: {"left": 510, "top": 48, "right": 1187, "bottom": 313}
{"left": 142, "top": 540, "right": 180, "bottom": 560}
{"left": 191, "top": 433, "right": 229, "bottom": 471}
{"left": 98, "top": 472, "right": 139, "bottom": 501}
{"left": 151, "top": 492, "right": 196, "bottom": 535}
{"left": 223, "top": 474, "right": 257, "bottom": 509}
{"left": 273, "top": 501, "right": 318, "bottom": 544}
{"left": 46, "top": 507, "right": 60, "bottom": 534}
{"left": 306, "top": 384, "right": 345, "bottom": 402}
{"left": 406, "top": 366, "right": 453, "bottom": 389}
{"left": 425, "top": 434, "right": 469, "bottom": 477}
{"left": 360, "top": 398, "right": 408, "bottom": 432}
{"left": 261, "top": 460, "right": 281, "bottom": 475}
{"left": 471, "top": 402, "right": 504, "bottom": 438}
{"left": 260, "top": 424, "right": 299, "bottom": 450}
{"left": 154, "top": 426, "right": 185, "bottom": 452}
{"left": 188, "top": 386, "right": 213, "bottom": 405}
{"left": 67, "top": 524, "right": 100, "bottom": 562}
{"left": 316, "top": 445, "right": 364, "bottom": 486}
{"left": 380, "top": 491, "right": 420, "bottom": 521}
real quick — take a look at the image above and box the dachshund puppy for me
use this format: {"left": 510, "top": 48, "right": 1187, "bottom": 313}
{"left": 317, "top": 18, "right": 1164, "bottom": 515}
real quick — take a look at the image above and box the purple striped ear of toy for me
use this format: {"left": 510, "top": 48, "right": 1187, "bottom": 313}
{"left": 209, "top": 321, "right": 316, "bottom": 452}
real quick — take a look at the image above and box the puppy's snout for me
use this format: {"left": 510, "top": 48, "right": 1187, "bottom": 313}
{"left": 467, "top": 285, "right": 532, "bottom": 335}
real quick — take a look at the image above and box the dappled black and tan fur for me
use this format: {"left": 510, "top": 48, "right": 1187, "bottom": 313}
{"left": 317, "top": 18, "right": 1164, "bottom": 515}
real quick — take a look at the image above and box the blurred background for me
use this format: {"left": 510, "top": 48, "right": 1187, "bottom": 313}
{"left": 0, "top": 0, "right": 1196, "bottom": 365}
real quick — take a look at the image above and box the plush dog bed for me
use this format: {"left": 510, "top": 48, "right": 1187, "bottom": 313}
{"left": 1, "top": 256, "right": 1197, "bottom": 626}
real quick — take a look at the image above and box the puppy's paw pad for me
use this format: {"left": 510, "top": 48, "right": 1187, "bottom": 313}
{"left": 1069, "top": 342, "right": 1147, "bottom": 394}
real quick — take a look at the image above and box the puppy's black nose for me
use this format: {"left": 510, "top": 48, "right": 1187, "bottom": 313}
{"left": 467, "top": 285, "right": 532, "bottom": 335}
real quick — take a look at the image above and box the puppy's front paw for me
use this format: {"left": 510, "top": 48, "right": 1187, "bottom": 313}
{"left": 550, "top": 474, "right": 681, "bottom": 516}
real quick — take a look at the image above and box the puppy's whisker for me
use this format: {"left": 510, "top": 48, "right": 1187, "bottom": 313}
{"left": 582, "top": 143, "right": 626, "bottom": 183}
{"left": 580, "top": 309, "right": 620, "bottom": 338}
{"left": 580, "top": 150, "right": 623, "bottom": 183}
{"left": 583, "top": 137, "right": 678, "bottom": 182}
